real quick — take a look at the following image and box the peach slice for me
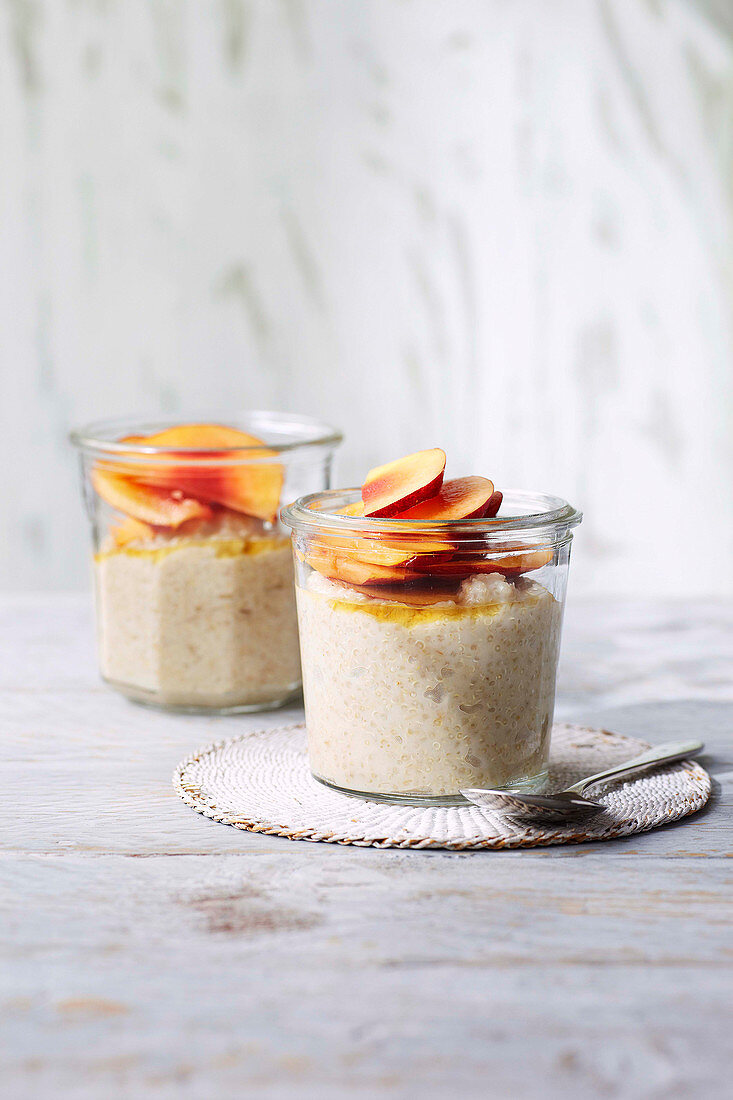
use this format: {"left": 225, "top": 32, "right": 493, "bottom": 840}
{"left": 303, "top": 543, "right": 408, "bottom": 587}
{"left": 117, "top": 434, "right": 149, "bottom": 445}
{"left": 91, "top": 469, "right": 212, "bottom": 528}
{"left": 487, "top": 550, "right": 552, "bottom": 575}
{"left": 415, "top": 549, "right": 553, "bottom": 579}
{"left": 122, "top": 424, "right": 262, "bottom": 450}
{"left": 394, "top": 477, "right": 495, "bottom": 521}
{"left": 362, "top": 448, "right": 445, "bottom": 517}
{"left": 331, "top": 554, "right": 409, "bottom": 587}
{"left": 328, "top": 530, "right": 454, "bottom": 568}
{"left": 117, "top": 423, "right": 284, "bottom": 522}
{"left": 485, "top": 490, "right": 503, "bottom": 518}
{"left": 336, "top": 538, "right": 417, "bottom": 569}
{"left": 347, "top": 581, "right": 462, "bottom": 605}
{"left": 109, "top": 516, "right": 156, "bottom": 548}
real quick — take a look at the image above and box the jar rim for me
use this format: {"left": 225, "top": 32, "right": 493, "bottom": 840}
{"left": 281, "top": 488, "right": 582, "bottom": 539}
{"left": 70, "top": 410, "right": 343, "bottom": 458}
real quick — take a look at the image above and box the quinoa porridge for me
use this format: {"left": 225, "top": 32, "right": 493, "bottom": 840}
{"left": 297, "top": 571, "right": 562, "bottom": 796}
{"left": 96, "top": 515, "right": 301, "bottom": 709}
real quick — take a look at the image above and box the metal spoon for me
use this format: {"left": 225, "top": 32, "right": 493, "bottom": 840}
{"left": 461, "top": 739, "right": 704, "bottom": 823}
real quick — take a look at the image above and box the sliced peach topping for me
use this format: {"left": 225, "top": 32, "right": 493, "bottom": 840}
{"left": 301, "top": 539, "right": 462, "bottom": 598}
{"left": 415, "top": 549, "right": 553, "bottom": 578}
{"left": 91, "top": 469, "right": 212, "bottom": 528}
{"left": 349, "top": 537, "right": 451, "bottom": 570}
{"left": 395, "top": 477, "right": 495, "bottom": 521}
{"left": 322, "top": 537, "right": 417, "bottom": 569}
{"left": 108, "top": 423, "right": 284, "bottom": 523}
{"left": 362, "top": 448, "right": 445, "bottom": 517}
{"left": 368, "top": 479, "right": 502, "bottom": 574}
{"left": 332, "top": 495, "right": 452, "bottom": 571}
{"left": 330, "top": 555, "right": 409, "bottom": 587}
{"left": 299, "top": 449, "right": 552, "bottom": 585}
{"left": 305, "top": 543, "right": 550, "bottom": 586}
{"left": 333, "top": 477, "right": 491, "bottom": 579}
{"left": 318, "top": 476, "right": 496, "bottom": 583}
{"left": 303, "top": 542, "right": 407, "bottom": 587}
{"left": 487, "top": 550, "right": 552, "bottom": 575}
{"left": 347, "top": 582, "right": 461, "bottom": 605}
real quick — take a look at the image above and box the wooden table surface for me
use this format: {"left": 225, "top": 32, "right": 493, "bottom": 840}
{"left": 2, "top": 594, "right": 732, "bottom": 1099}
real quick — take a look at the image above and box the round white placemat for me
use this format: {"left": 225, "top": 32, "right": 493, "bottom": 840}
{"left": 174, "top": 723, "right": 711, "bottom": 849}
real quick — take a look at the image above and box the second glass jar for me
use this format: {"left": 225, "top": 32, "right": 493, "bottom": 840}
{"left": 72, "top": 412, "right": 342, "bottom": 713}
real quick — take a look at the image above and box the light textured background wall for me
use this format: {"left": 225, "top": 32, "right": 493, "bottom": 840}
{"left": 1, "top": 0, "right": 731, "bottom": 594}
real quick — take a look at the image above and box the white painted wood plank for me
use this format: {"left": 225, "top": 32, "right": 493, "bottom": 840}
{"left": 2, "top": 852, "right": 731, "bottom": 1099}
{"left": 2, "top": 594, "right": 731, "bottom": 1096}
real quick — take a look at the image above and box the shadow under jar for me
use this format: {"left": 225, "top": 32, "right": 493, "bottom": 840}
{"left": 71, "top": 412, "right": 342, "bottom": 713}
{"left": 282, "top": 490, "right": 582, "bottom": 804}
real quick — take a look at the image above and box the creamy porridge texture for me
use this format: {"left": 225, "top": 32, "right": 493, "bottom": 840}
{"left": 96, "top": 521, "right": 300, "bottom": 708}
{"left": 297, "top": 571, "right": 562, "bottom": 795}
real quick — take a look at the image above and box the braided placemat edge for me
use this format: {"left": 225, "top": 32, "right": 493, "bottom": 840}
{"left": 173, "top": 723, "right": 711, "bottom": 851}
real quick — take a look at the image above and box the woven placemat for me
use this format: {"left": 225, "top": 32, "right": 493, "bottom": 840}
{"left": 174, "top": 723, "right": 710, "bottom": 850}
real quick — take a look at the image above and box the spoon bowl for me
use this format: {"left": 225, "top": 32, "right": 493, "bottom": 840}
{"left": 461, "top": 739, "right": 704, "bottom": 824}
{"left": 461, "top": 788, "right": 603, "bottom": 821}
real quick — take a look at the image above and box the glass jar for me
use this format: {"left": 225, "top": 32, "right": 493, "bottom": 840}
{"left": 282, "top": 489, "right": 582, "bottom": 804}
{"left": 71, "top": 412, "right": 342, "bottom": 713}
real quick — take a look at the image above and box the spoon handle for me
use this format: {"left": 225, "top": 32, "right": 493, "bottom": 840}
{"left": 569, "top": 740, "right": 704, "bottom": 795}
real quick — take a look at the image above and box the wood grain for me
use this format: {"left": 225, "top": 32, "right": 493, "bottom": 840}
{"left": 1, "top": 594, "right": 732, "bottom": 1097}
